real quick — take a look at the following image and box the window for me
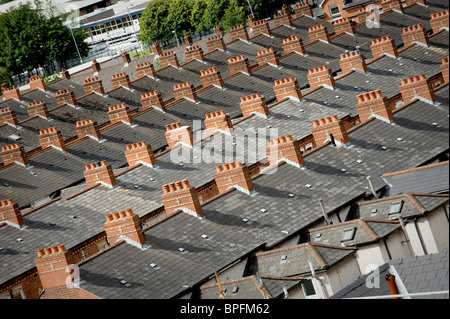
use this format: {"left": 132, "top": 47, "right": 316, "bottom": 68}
{"left": 389, "top": 200, "right": 404, "bottom": 215}
{"left": 329, "top": 4, "right": 342, "bottom": 19}
{"left": 341, "top": 227, "right": 356, "bottom": 242}
{"left": 314, "top": 233, "right": 322, "bottom": 242}
{"left": 302, "top": 279, "right": 318, "bottom": 298}
{"left": 370, "top": 208, "right": 378, "bottom": 217}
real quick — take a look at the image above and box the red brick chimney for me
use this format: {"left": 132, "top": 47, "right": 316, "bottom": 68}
{"left": 257, "top": 48, "right": 280, "bottom": 67}
{"left": 294, "top": 1, "right": 313, "bottom": 17}
{"left": 29, "top": 76, "right": 47, "bottom": 91}
{"left": 356, "top": 90, "right": 395, "bottom": 123}
{"left": 162, "top": 179, "right": 204, "bottom": 217}
{"left": 173, "top": 82, "right": 197, "bottom": 102}
{"left": 83, "top": 77, "right": 105, "bottom": 95}
{"left": 28, "top": 100, "right": 50, "bottom": 119}
{"left": 381, "top": 0, "right": 403, "bottom": 13}
{"left": 215, "top": 161, "right": 255, "bottom": 195}
{"left": 400, "top": 74, "right": 436, "bottom": 105}
{"left": 159, "top": 51, "right": 180, "bottom": 68}
{"left": 282, "top": 35, "right": 306, "bottom": 55}
{"left": 228, "top": 56, "right": 252, "bottom": 76}
{"left": 0, "top": 198, "right": 24, "bottom": 228}
{"left": 136, "top": 62, "right": 156, "bottom": 79}
{"left": 229, "top": 24, "right": 250, "bottom": 42}
{"left": 248, "top": 14, "right": 256, "bottom": 27}
{"left": 356, "top": 8, "right": 370, "bottom": 25}
{"left": 312, "top": 115, "right": 350, "bottom": 147}
{"left": 252, "top": 19, "right": 271, "bottom": 37}
{"left": 240, "top": 93, "right": 270, "bottom": 118}
{"left": 402, "top": 24, "right": 430, "bottom": 47}
{"left": 122, "top": 51, "right": 131, "bottom": 65}
{"left": 274, "top": 76, "right": 303, "bottom": 102}
{"left": 56, "top": 89, "right": 77, "bottom": 107}
{"left": 111, "top": 73, "right": 132, "bottom": 89}
{"left": 184, "top": 33, "right": 193, "bottom": 47}
{"left": 206, "top": 35, "right": 226, "bottom": 52}
{"left": 200, "top": 67, "right": 224, "bottom": 89}
{"left": 215, "top": 25, "right": 224, "bottom": 37}
{"left": 125, "top": 141, "right": 156, "bottom": 167}
{"left": 152, "top": 43, "right": 162, "bottom": 55}
{"left": 92, "top": 60, "right": 101, "bottom": 73}
{"left": 307, "top": 65, "right": 336, "bottom": 90}
{"left": 441, "top": 57, "right": 449, "bottom": 83}
{"left": 267, "top": 135, "right": 305, "bottom": 168}
{"left": 340, "top": 51, "right": 368, "bottom": 75}
{"left": 0, "top": 108, "right": 19, "bottom": 127}
{"left": 185, "top": 45, "right": 205, "bottom": 63}
{"left": 204, "top": 110, "right": 233, "bottom": 135}
{"left": 35, "top": 245, "right": 76, "bottom": 289}
{"left": 108, "top": 103, "right": 134, "bottom": 125}
{"left": 273, "top": 11, "right": 293, "bottom": 28}
{"left": 141, "top": 91, "right": 166, "bottom": 112}
{"left": 370, "top": 36, "right": 399, "bottom": 59}
{"left": 76, "top": 119, "right": 102, "bottom": 141}
{"left": 308, "top": 24, "right": 330, "bottom": 43}
{"left": 84, "top": 160, "right": 116, "bottom": 188}
{"left": 61, "top": 68, "right": 70, "bottom": 80}
{"left": 1, "top": 143, "right": 28, "bottom": 166}
{"left": 1, "top": 84, "right": 21, "bottom": 101}
{"left": 165, "top": 122, "right": 194, "bottom": 148}
{"left": 39, "top": 127, "right": 67, "bottom": 151}
{"left": 104, "top": 209, "right": 147, "bottom": 248}
{"left": 430, "top": 9, "right": 449, "bottom": 34}
{"left": 333, "top": 18, "right": 356, "bottom": 35}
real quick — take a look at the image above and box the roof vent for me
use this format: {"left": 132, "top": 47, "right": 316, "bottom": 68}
{"left": 150, "top": 263, "right": 161, "bottom": 270}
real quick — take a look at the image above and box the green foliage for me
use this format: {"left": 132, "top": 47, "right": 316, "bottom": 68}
{"left": 138, "top": 0, "right": 172, "bottom": 44}
{"left": 167, "top": 0, "right": 194, "bottom": 36}
{"left": 0, "top": 67, "right": 13, "bottom": 86}
{"left": 221, "top": 0, "right": 247, "bottom": 31}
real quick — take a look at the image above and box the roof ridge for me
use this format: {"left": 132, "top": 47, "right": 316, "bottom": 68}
{"left": 382, "top": 161, "right": 449, "bottom": 178}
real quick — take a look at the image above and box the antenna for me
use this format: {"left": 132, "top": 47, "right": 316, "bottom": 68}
{"left": 215, "top": 270, "right": 226, "bottom": 299}
{"left": 319, "top": 199, "right": 331, "bottom": 225}
{"left": 366, "top": 176, "right": 378, "bottom": 198}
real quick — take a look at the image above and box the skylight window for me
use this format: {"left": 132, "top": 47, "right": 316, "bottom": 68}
{"left": 178, "top": 247, "right": 189, "bottom": 254}
{"left": 8, "top": 134, "right": 21, "bottom": 141}
{"left": 314, "top": 233, "right": 322, "bottom": 242}
{"left": 389, "top": 200, "right": 404, "bottom": 215}
{"left": 370, "top": 208, "right": 378, "bottom": 217}
{"left": 341, "top": 227, "right": 356, "bottom": 242}
{"left": 232, "top": 286, "right": 239, "bottom": 295}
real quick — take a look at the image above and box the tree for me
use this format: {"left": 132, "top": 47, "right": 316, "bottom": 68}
{"left": 138, "top": 0, "right": 173, "bottom": 44}
{"left": 167, "top": 0, "right": 194, "bottom": 37}
{"left": 220, "top": 0, "right": 247, "bottom": 31}
{"left": 190, "top": 0, "right": 208, "bottom": 32}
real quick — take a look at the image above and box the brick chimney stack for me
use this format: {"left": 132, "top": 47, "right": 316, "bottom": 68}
{"left": 83, "top": 77, "right": 105, "bottom": 95}
{"left": 173, "top": 82, "right": 197, "bottom": 102}
{"left": 370, "top": 36, "right": 399, "bottom": 59}
{"left": 200, "top": 67, "right": 224, "bottom": 88}
{"left": 441, "top": 57, "right": 449, "bottom": 83}
{"left": 204, "top": 110, "right": 234, "bottom": 135}
{"left": 274, "top": 77, "right": 303, "bottom": 102}
{"left": 136, "top": 62, "right": 156, "bottom": 79}
{"left": 39, "top": 127, "right": 67, "bottom": 151}
{"left": 165, "top": 122, "right": 194, "bottom": 148}
{"left": 28, "top": 100, "right": 50, "bottom": 119}
{"left": 1, "top": 144, "right": 28, "bottom": 167}
{"left": 252, "top": 19, "right": 271, "bottom": 37}
{"left": 215, "top": 162, "right": 255, "bottom": 195}
{"left": 267, "top": 135, "right": 305, "bottom": 168}
{"left": 0, "top": 108, "right": 19, "bottom": 127}
{"left": 293, "top": 1, "right": 313, "bottom": 17}
{"left": 92, "top": 60, "right": 101, "bottom": 73}
{"left": 152, "top": 43, "right": 162, "bottom": 56}
{"left": 356, "top": 8, "right": 370, "bottom": 25}
{"left": 84, "top": 160, "right": 116, "bottom": 188}
{"left": 184, "top": 33, "right": 193, "bottom": 47}
{"left": 162, "top": 179, "right": 204, "bottom": 217}
{"left": 307, "top": 65, "right": 336, "bottom": 90}
{"left": 0, "top": 198, "right": 24, "bottom": 228}
{"left": 257, "top": 48, "right": 280, "bottom": 67}
{"left": 228, "top": 56, "right": 252, "bottom": 76}
{"left": 104, "top": 209, "right": 147, "bottom": 248}
{"left": 312, "top": 115, "right": 350, "bottom": 147}
{"left": 108, "top": 103, "right": 134, "bottom": 125}
{"left": 35, "top": 245, "right": 76, "bottom": 289}
{"left": 356, "top": 90, "right": 395, "bottom": 123}
{"left": 229, "top": 24, "right": 250, "bottom": 42}
{"left": 111, "top": 73, "right": 132, "bottom": 89}
{"left": 340, "top": 51, "right": 368, "bottom": 75}
{"left": 381, "top": 0, "right": 403, "bottom": 13}
{"left": 402, "top": 24, "right": 430, "bottom": 47}
{"left": 308, "top": 24, "right": 330, "bottom": 43}
{"left": 61, "top": 68, "right": 70, "bottom": 80}
{"left": 185, "top": 45, "right": 205, "bottom": 63}
{"left": 76, "top": 119, "right": 102, "bottom": 141}
{"left": 29, "top": 76, "right": 47, "bottom": 92}
{"left": 141, "top": 91, "right": 166, "bottom": 112}
{"left": 333, "top": 18, "right": 356, "bottom": 35}
{"left": 248, "top": 14, "right": 256, "bottom": 27}
{"left": 273, "top": 11, "right": 293, "bottom": 28}
{"left": 159, "top": 51, "right": 180, "bottom": 68}
{"left": 56, "top": 89, "right": 77, "bottom": 107}
{"left": 206, "top": 35, "right": 226, "bottom": 52}
{"left": 240, "top": 93, "right": 270, "bottom": 118}
{"left": 1, "top": 84, "right": 21, "bottom": 101}
{"left": 400, "top": 74, "right": 436, "bottom": 105}
{"left": 430, "top": 10, "right": 449, "bottom": 34}
{"left": 122, "top": 51, "right": 131, "bottom": 65}
{"left": 282, "top": 35, "right": 306, "bottom": 55}
{"left": 125, "top": 141, "right": 156, "bottom": 168}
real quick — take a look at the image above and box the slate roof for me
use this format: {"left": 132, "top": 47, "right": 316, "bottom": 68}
{"left": 331, "top": 249, "right": 449, "bottom": 299}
